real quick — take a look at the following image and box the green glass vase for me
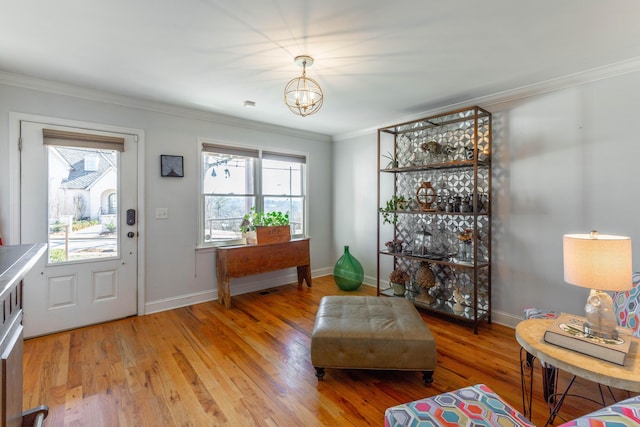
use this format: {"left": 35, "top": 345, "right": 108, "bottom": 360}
{"left": 333, "top": 246, "right": 364, "bottom": 291}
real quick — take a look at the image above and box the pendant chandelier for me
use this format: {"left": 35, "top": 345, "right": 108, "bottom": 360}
{"left": 284, "top": 55, "right": 323, "bottom": 117}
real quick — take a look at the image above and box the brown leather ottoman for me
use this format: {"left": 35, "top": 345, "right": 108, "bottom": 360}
{"left": 310, "top": 296, "right": 436, "bottom": 384}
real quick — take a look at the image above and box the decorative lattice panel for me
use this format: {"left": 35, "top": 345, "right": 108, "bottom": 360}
{"left": 379, "top": 106, "right": 492, "bottom": 329}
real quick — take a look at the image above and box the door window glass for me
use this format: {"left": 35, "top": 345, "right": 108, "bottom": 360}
{"left": 47, "top": 145, "right": 119, "bottom": 263}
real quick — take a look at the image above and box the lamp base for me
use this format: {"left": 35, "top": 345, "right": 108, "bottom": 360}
{"left": 583, "top": 289, "right": 619, "bottom": 340}
{"left": 583, "top": 323, "right": 619, "bottom": 340}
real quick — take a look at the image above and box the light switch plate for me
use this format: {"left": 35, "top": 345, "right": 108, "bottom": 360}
{"left": 156, "top": 208, "right": 169, "bottom": 219}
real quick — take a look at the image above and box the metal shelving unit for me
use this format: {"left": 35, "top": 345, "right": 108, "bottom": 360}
{"left": 377, "top": 106, "right": 492, "bottom": 333}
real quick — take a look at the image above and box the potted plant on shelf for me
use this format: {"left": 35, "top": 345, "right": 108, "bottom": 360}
{"left": 389, "top": 268, "right": 410, "bottom": 296}
{"left": 240, "top": 208, "right": 291, "bottom": 245}
{"left": 381, "top": 152, "right": 398, "bottom": 169}
{"left": 385, "top": 238, "right": 404, "bottom": 253}
{"left": 379, "top": 195, "right": 407, "bottom": 225}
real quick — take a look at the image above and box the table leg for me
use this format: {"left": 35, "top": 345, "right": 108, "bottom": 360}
{"left": 519, "top": 347, "right": 559, "bottom": 421}
{"left": 217, "top": 277, "right": 231, "bottom": 308}
{"left": 544, "top": 375, "right": 576, "bottom": 427}
{"left": 520, "top": 348, "right": 535, "bottom": 419}
{"left": 542, "top": 364, "right": 558, "bottom": 407}
{"left": 296, "top": 265, "right": 312, "bottom": 287}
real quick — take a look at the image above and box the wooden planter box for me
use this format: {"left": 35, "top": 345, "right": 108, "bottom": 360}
{"left": 246, "top": 225, "right": 291, "bottom": 245}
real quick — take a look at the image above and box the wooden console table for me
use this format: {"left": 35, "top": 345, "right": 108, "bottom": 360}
{"left": 216, "top": 238, "right": 312, "bottom": 308}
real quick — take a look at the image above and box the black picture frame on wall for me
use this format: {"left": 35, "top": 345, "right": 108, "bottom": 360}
{"left": 160, "top": 155, "right": 184, "bottom": 177}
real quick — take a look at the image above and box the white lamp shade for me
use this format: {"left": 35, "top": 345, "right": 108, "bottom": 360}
{"left": 563, "top": 233, "right": 632, "bottom": 292}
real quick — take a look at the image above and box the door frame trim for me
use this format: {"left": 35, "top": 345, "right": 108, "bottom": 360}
{"left": 8, "top": 112, "right": 146, "bottom": 316}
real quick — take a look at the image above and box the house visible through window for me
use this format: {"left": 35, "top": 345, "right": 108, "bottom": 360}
{"left": 201, "top": 142, "right": 306, "bottom": 246}
{"left": 108, "top": 192, "right": 117, "bottom": 214}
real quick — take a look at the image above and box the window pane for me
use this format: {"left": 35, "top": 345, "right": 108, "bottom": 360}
{"left": 203, "top": 153, "right": 255, "bottom": 195}
{"left": 202, "top": 150, "right": 257, "bottom": 244}
{"left": 262, "top": 159, "right": 303, "bottom": 196}
{"left": 201, "top": 145, "right": 306, "bottom": 246}
{"left": 203, "top": 195, "right": 255, "bottom": 243}
{"left": 264, "top": 196, "right": 304, "bottom": 236}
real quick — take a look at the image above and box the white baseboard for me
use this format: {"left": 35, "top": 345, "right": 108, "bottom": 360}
{"left": 144, "top": 289, "right": 217, "bottom": 314}
{"left": 143, "top": 269, "right": 522, "bottom": 332}
{"left": 490, "top": 310, "right": 521, "bottom": 329}
{"left": 145, "top": 267, "right": 332, "bottom": 314}
{"left": 314, "top": 267, "right": 333, "bottom": 278}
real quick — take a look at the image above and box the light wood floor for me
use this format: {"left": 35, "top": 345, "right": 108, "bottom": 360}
{"left": 23, "top": 276, "right": 630, "bottom": 426}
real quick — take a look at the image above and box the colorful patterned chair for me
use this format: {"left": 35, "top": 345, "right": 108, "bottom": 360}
{"left": 384, "top": 385, "right": 640, "bottom": 427}
{"left": 557, "top": 393, "right": 640, "bottom": 426}
{"left": 384, "top": 383, "right": 534, "bottom": 427}
{"left": 613, "top": 271, "right": 640, "bottom": 337}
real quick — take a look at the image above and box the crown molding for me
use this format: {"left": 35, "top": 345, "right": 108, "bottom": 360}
{"left": 481, "top": 56, "right": 640, "bottom": 108}
{"left": 334, "top": 56, "right": 640, "bottom": 142}
{"left": 0, "top": 70, "right": 331, "bottom": 143}
{"left": 3, "top": 56, "right": 640, "bottom": 144}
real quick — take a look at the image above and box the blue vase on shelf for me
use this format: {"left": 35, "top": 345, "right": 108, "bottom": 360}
{"left": 333, "top": 246, "right": 364, "bottom": 291}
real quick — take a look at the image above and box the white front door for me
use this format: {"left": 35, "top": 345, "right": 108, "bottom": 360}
{"left": 19, "top": 120, "right": 139, "bottom": 338}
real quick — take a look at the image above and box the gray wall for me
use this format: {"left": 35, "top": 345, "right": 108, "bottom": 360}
{"left": 333, "top": 69, "right": 640, "bottom": 327}
{"left": 0, "top": 80, "right": 333, "bottom": 313}
{"left": 2, "top": 65, "right": 639, "bottom": 326}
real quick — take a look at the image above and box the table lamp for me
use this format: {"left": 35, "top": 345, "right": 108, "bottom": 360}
{"left": 563, "top": 230, "right": 632, "bottom": 340}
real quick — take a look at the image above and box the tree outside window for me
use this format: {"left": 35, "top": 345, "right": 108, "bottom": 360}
{"left": 201, "top": 143, "right": 306, "bottom": 246}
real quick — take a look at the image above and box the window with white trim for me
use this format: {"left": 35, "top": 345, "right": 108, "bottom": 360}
{"left": 200, "top": 142, "right": 306, "bottom": 246}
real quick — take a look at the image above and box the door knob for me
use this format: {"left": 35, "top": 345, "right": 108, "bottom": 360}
{"left": 127, "top": 231, "right": 135, "bottom": 238}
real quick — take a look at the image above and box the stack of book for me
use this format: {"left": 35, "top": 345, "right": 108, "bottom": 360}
{"left": 543, "top": 313, "right": 632, "bottom": 366}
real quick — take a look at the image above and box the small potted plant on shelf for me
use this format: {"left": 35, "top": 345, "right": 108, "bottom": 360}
{"left": 389, "top": 268, "right": 410, "bottom": 296}
{"left": 240, "top": 208, "right": 290, "bottom": 245}
{"left": 380, "top": 195, "right": 407, "bottom": 225}
{"left": 381, "top": 152, "right": 398, "bottom": 169}
{"left": 385, "top": 239, "right": 404, "bottom": 253}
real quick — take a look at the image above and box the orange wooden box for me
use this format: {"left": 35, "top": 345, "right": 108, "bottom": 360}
{"left": 252, "top": 225, "right": 291, "bottom": 245}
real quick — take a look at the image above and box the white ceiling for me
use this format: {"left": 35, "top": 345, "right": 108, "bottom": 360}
{"left": 2, "top": 1, "right": 640, "bottom": 137}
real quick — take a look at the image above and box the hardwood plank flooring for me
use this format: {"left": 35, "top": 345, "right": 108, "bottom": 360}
{"left": 23, "top": 276, "right": 631, "bottom": 426}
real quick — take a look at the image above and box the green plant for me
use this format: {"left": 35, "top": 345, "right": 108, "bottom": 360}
{"left": 381, "top": 152, "right": 398, "bottom": 169}
{"left": 49, "top": 248, "right": 66, "bottom": 262}
{"left": 379, "top": 195, "right": 406, "bottom": 225}
{"left": 72, "top": 219, "right": 98, "bottom": 232}
{"left": 49, "top": 221, "right": 66, "bottom": 233}
{"left": 240, "top": 207, "right": 290, "bottom": 232}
